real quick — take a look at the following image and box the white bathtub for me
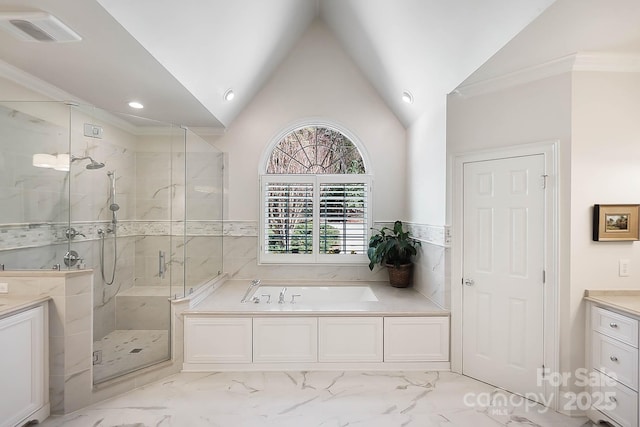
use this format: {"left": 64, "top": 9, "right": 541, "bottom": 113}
{"left": 255, "top": 285, "right": 378, "bottom": 304}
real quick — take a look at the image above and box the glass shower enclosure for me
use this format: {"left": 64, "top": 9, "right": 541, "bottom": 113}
{"left": 0, "top": 101, "right": 223, "bottom": 384}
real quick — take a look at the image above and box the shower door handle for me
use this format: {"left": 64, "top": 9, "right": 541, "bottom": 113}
{"left": 158, "top": 251, "right": 166, "bottom": 279}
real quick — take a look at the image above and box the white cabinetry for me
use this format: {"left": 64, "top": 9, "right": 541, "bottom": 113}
{"left": 318, "top": 317, "right": 383, "bottom": 362}
{"left": 0, "top": 304, "right": 48, "bottom": 427}
{"left": 384, "top": 317, "right": 449, "bottom": 362}
{"left": 587, "top": 304, "right": 639, "bottom": 427}
{"left": 184, "top": 317, "right": 252, "bottom": 363}
{"left": 183, "top": 314, "right": 450, "bottom": 370}
{"left": 253, "top": 317, "right": 317, "bottom": 362}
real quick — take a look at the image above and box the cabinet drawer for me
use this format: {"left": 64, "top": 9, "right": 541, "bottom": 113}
{"left": 592, "top": 377, "right": 638, "bottom": 427}
{"left": 592, "top": 332, "right": 638, "bottom": 391}
{"left": 592, "top": 306, "right": 638, "bottom": 347}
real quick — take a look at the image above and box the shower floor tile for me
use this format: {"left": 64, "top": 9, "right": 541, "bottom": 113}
{"left": 92, "top": 329, "right": 169, "bottom": 383}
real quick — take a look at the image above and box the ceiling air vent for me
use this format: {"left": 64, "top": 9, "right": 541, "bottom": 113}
{"left": 0, "top": 12, "right": 81, "bottom": 42}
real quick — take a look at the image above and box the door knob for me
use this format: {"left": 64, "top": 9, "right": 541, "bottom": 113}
{"left": 463, "top": 278, "right": 475, "bottom": 286}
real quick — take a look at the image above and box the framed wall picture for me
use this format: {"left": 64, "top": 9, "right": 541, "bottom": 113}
{"left": 593, "top": 204, "right": 640, "bottom": 241}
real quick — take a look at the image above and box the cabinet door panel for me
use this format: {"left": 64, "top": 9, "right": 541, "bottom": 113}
{"left": 253, "top": 317, "right": 317, "bottom": 362}
{"left": 318, "top": 317, "right": 383, "bottom": 362}
{"left": 0, "top": 306, "right": 45, "bottom": 427}
{"left": 184, "top": 317, "right": 252, "bottom": 363}
{"left": 384, "top": 317, "right": 449, "bottom": 362}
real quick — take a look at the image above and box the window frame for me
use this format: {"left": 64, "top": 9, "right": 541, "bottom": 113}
{"left": 259, "top": 174, "right": 372, "bottom": 265}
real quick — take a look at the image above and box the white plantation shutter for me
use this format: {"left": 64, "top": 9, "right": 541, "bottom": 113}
{"left": 263, "top": 181, "right": 314, "bottom": 255}
{"left": 260, "top": 175, "right": 371, "bottom": 264}
{"left": 319, "top": 182, "right": 368, "bottom": 256}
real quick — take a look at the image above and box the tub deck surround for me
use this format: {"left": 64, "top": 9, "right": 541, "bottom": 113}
{"left": 183, "top": 280, "right": 450, "bottom": 372}
{"left": 584, "top": 289, "right": 640, "bottom": 317}
{"left": 187, "top": 280, "right": 448, "bottom": 316}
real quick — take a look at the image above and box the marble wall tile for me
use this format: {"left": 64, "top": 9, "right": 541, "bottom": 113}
{"left": 224, "top": 235, "right": 386, "bottom": 282}
{"left": 65, "top": 293, "right": 92, "bottom": 336}
{"left": 48, "top": 296, "right": 66, "bottom": 338}
{"left": 49, "top": 336, "right": 65, "bottom": 377}
{"left": 63, "top": 368, "right": 91, "bottom": 413}
{"left": 115, "top": 295, "right": 170, "bottom": 330}
{"left": 49, "top": 374, "right": 64, "bottom": 414}
{"left": 65, "top": 331, "right": 92, "bottom": 374}
{"left": 413, "top": 242, "right": 448, "bottom": 309}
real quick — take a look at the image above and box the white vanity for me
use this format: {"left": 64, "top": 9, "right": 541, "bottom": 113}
{"left": 585, "top": 290, "right": 640, "bottom": 427}
{"left": 0, "top": 296, "right": 50, "bottom": 427}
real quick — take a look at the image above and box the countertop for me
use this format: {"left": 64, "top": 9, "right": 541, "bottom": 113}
{"left": 186, "top": 280, "right": 449, "bottom": 317}
{"left": 0, "top": 295, "right": 50, "bottom": 318}
{"left": 584, "top": 290, "right": 640, "bottom": 318}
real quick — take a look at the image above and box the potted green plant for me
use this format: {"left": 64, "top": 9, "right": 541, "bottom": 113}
{"left": 367, "top": 220, "right": 421, "bottom": 288}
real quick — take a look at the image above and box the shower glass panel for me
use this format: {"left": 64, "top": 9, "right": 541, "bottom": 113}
{"left": 182, "top": 129, "right": 224, "bottom": 296}
{"left": 69, "top": 104, "right": 183, "bottom": 383}
{"left": 0, "top": 101, "right": 71, "bottom": 270}
{"left": 0, "top": 100, "right": 223, "bottom": 384}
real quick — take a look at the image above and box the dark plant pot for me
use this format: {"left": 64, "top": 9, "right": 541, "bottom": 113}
{"left": 385, "top": 263, "right": 413, "bottom": 288}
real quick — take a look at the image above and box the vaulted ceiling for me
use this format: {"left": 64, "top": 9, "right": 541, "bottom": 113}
{"left": 0, "top": 0, "right": 639, "bottom": 131}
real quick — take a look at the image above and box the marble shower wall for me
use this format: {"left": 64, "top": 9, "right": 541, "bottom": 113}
{"left": 69, "top": 106, "right": 139, "bottom": 342}
{"left": 0, "top": 103, "right": 70, "bottom": 271}
{"left": 0, "top": 104, "right": 69, "bottom": 227}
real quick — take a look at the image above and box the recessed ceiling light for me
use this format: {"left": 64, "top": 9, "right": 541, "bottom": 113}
{"left": 402, "top": 91, "right": 413, "bottom": 104}
{"left": 128, "top": 101, "right": 144, "bottom": 109}
{"left": 223, "top": 89, "right": 235, "bottom": 102}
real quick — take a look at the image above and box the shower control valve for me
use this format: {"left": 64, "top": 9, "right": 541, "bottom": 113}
{"left": 64, "top": 250, "right": 80, "bottom": 267}
{"left": 65, "top": 227, "right": 86, "bottom": 239}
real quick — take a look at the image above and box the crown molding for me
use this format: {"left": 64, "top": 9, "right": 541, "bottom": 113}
{"left": 452, "top": 52, "right": 640, "bottom": 98}
{"left": 572, "top": 52, "right": 640, "bottom": 72}
{"left": 0, "top": 58, "right": 81, "bottom": 102}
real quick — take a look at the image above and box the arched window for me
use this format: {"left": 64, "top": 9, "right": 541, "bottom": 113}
{"left": 260, "top": 125, "right": 371, "bottom": 264}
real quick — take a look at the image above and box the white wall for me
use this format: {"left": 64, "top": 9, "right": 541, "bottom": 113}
{"left": 214, "top": 19, "right": 406, "bottom": 222}
{"left": 447, "top": 71, "right": 574, "bottom": 405}
{"left": 213, "top": 19, "right": 406, "bottom": 282}
{"left": 569, "top": 70, "right": 640, "bottom": 399}
{"left": 406, "top": 100, "right": 447, "bottom": 225}
{"left": 448, "top": 68, "right": 640, "bottom": 413}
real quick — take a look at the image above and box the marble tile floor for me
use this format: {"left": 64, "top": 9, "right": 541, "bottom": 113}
{"left": 41, "top": 371, "right": 593, "bottom": 427}
{"left": 93, "top": 329, "right": 170, "bottom": 383}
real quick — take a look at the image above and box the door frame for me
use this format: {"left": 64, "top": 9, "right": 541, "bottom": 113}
{"left": 450, "top": 140, "right": 559, "bottom": 409}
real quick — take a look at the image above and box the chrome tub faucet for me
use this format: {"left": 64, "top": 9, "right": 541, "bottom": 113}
{"left": 241, "top": 279, "right": 262, "bottom": 303}
{"left": 278, "top": 287, "right": 287, "bottom": 304}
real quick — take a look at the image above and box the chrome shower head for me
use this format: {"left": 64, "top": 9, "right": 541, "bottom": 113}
{"left": 86, "top": 159, "right": 105, "bottom": 169}
{"left": 71, "top": 155, "right": 104, "bottom": 169}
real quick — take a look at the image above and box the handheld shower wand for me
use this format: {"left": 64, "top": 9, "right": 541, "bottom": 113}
{"left": 100, "top": 170, "right": 120, "bottom": 285}
{"left": 107, "top": 171, "right": 119, "bottom": 225}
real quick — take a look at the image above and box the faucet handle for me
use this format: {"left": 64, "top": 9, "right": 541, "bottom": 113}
{"left": 261, "top": 294, "right": 271, "bottom": 304}
{"left": 290, "top": 294, "right": 301, "bottom": 304}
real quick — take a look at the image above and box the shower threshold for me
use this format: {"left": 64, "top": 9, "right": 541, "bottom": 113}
{"left": 92, "top": 329, "right": 169, "bottom": 384}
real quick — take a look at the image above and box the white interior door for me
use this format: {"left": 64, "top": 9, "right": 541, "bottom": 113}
{"left": 462, "top": 154, "right": 545, "bottom": 399}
